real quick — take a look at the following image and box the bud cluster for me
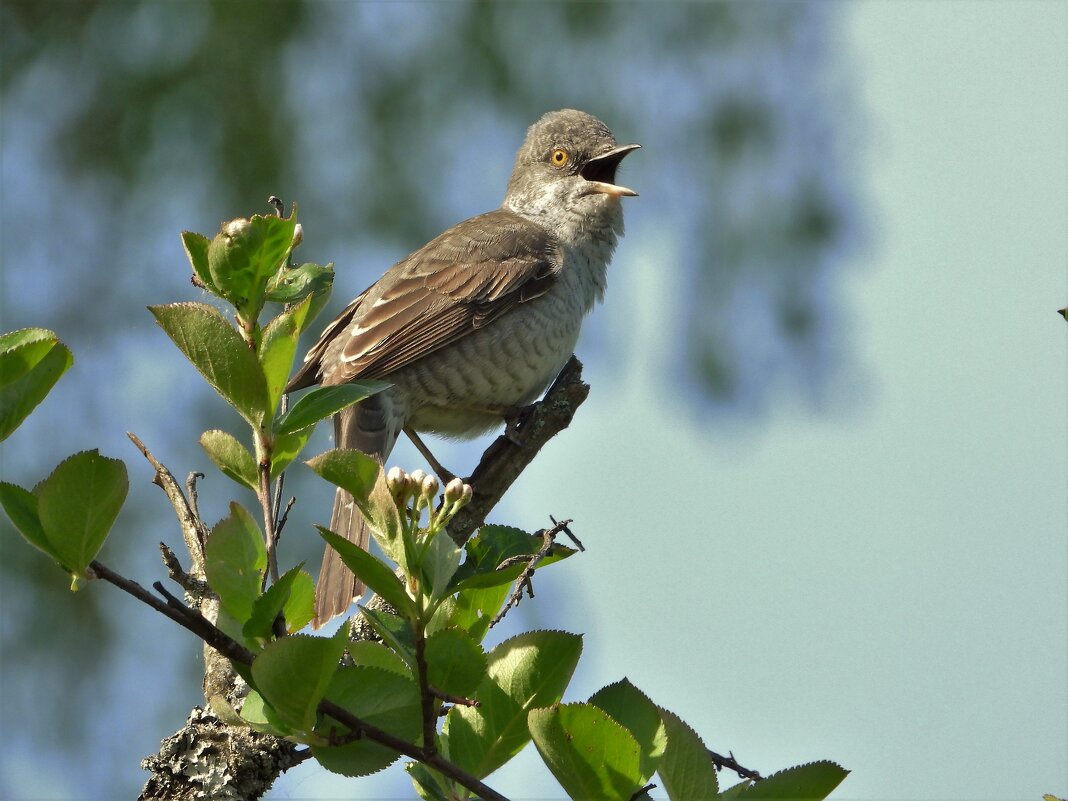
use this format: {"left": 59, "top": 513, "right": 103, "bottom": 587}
{"left": 386, "top": 466, "right": 473, "bottom": 534}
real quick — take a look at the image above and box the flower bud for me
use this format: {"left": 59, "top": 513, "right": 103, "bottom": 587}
{"left": 386, "top": 466, "right": 407, "bottom": 500}
{"left": 420, "top": 473, "right": 439, "bottom": 502}
{"left": 292, "top": 222, "right": 303, "bottom": 249}
{"left": 443, "top": 477, "right": 465, "bottom": 504}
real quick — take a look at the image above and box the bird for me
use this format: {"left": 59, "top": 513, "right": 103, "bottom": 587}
{"left": 286, "top": 108, "right": 639, "bottom": 628}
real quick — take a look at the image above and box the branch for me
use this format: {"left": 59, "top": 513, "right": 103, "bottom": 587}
{"left": 88, "top": 560, "right": 510, "bottom": 801}
{"left": 448, "top": 356, "right": 589, "bottom": 543}
{"left": 709, "top": 748, "right": 763, "bottom": 782}
{"left": 490, "top": 518, "right": 573, "bottom": 628}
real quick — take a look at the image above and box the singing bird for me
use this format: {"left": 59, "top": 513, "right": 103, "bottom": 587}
{"left": 287, "top": 109, "right": 639, "bottom": 627}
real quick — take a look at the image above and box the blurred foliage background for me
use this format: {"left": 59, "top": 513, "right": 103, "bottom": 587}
{"left": 0, "top": 1, "right": 859, "bottom": 797}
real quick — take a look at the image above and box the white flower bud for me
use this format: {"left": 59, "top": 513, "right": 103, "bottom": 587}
{"left": 420, "top": 474, "right": 440, "bottom": 502}
{"left": 386, "top": 466, "right": 407, "bottom": 500}
{"left": 443, "top": 477, "right": 465, "bottom": 503}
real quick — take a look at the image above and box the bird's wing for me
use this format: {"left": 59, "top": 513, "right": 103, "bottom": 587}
{"left": 288, "top": 209, "right": 562, "bottom": 389}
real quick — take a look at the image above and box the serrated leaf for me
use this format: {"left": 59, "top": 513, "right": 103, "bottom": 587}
{"left": 204, "top": 502, "right": 266, "bottom": 623}
{"left": 244, "top": 564, "right": 314, "bottom": 639}
{"left": 0, "top": 481, "right": 54, "bottom": 561}
{"left": 738, "top": 761, "right": 848, "bottom": 801}
{"left": 359, "top": 607, "right": 416, "bottom": 666}
{"left": 425, "top": 627, "right": 486, "bottom": 699}
{"left": 200, "top": 429, "right": 258, "bottom": 492}
{"left": 259, "top": 295, "right": 312, "bottom": 415}
{"left": 348, "top": 641, "right": 413, "bottom": 677}
{"left": 656, "top": 707, "right": 719, "bottom": 800}
{"left": 252, "top": 627, "right": 348, "bottom": 736}
{"left": 529, "top": 703, "right": 644, "bottom": 801}
{"left": 278, "top": 382, "right": 390, "bottom": 435}
{"left": 149, "top": 302, "right": 269, "bottom": 425}
{"left": 318, "top": 526, "right": 416, "bottom": 618}
{"left": 0, "top": 329, "right": 73, "bottom": 442}
{"left": 305, "top": 449, "right": 406, "bottom": 569}
{"left": 449, "top": 524, "right": 576, "bottom": 592}
{"left": 445, "top": 630, "right": 582, "bottom": 779}
{"left": 181, "top": 230, "right": 215, "bottom": 293}
{"left": 719, "top": 781, "right": 754, "bottom": 800}
{"left": 312, "top": 665, "right": 422, "bottom": 776}
{"left": 33, "top": 450, "right": 128, "bottom": 576}
{"left": 589, "top": 679, "right": 666, "bottom": 784}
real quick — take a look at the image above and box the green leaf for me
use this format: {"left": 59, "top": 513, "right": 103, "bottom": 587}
{"left": 359, "top": 607, "right": 415, "bottom": 666}
{"left": 445, "top": 630, "right": 582, "bottom": 779}
{"left": 407, "top": 763, "right": 451, "bottom": 801}
{"left": 259, "top": 294, "right": 312, "bottom": 416}
{"left": 199, "top": 429, "right": 258, "bottom": 492}
{"left": 149, "top": 302, "right": 269, "bottom": 425}
{"left": 181, "top": 230, "right": 216, "bottom": 293}
{"left": 252, "top": 627, "right": 348, "bottom": 736}
{"left": 422, "top": 529, "right": 462, "bottom": 603}
{"left": 305, "top": 449, "right": 406, "bottom": 569}
{"left": 0, "top": 481, "right": 54, "bottom": 561}
{"left": 278, "top": 382, "right": 390, "bottom": 435}
{"left": 244, "top": 564, "right": 314, "bottom": 640}
{"left": 318, "top": 526, "right": 416, "bottom": 618}
{"left": 270, "top": 428, "right": 311, "bottom": 479}
{"left": 204, "top": 502, "right": 267, "bottom": 623}
{"left": 312, "top": 665, "right": 422, "bottom": 776}
{"left": 529, "top": 703, "right": 644, "bottom": 801}
{"left": 718, "top": 781, "right": 753, "bottom": 800}
{"left": 0, "top": 328, "right": 73, "bottom": 442}
{"left": 589, "top": 679, "right": 666, "bottom": 784}
{"left": 738, "top": 761, "right": 849, "bottom": 801}
{"left": 425, "top": 627, "right": 486, "bottom": 699}
{"left": 656, "top": 707, "right": 719, "bottom": 800}
{"left": 449, "top": 524, "right": 576, "bottom": 592}
{"left": 265, "top": 261, "right": 334, "bottom": 306}
{"left": 432, "top": 583, "right": 511, "bottom": 643}
{"left": 238, "top": 689, "right": 288, "bottom": 736}
{"left": 34, "top": 450, "right": 128, "bottom": 577}
{"left": 207, "top": 214, "right": 297, "bottom": 314}
{"left": 348, "top": 641, "right": 413, "bottom": 677}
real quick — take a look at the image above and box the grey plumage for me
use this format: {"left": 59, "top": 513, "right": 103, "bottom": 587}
{"left": 288, "top": 109, "right": 639, "bottom": 627}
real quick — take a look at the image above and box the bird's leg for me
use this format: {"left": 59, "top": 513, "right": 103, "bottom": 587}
{"left": 499, "top": 403, "right": 539, "bottom": 445}
{"left": 403, "top": 428, "right": 458, "bottom": 484}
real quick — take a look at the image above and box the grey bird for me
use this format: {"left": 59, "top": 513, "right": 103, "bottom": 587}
{"left": 287, "top": 109, "right": 639, "bottom": 628}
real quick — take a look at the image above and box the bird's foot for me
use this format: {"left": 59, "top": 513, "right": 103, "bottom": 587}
{"left": 404, "top": 428, "right": 459, "bottom": 484}
{"left": 501, "top": 402, "right": 539, "bottom": 446}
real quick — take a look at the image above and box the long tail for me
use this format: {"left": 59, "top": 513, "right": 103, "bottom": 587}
{"left": 313, "top": 395, "right": 397, "bottom": 628}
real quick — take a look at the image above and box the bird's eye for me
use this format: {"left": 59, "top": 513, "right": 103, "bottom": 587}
{"left": 550, "top": 147, "right": 569, "bottom": 168}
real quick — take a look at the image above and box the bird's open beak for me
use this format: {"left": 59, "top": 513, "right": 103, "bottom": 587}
{"left": 581, "top": 143, "right": 641, "bottom": 197}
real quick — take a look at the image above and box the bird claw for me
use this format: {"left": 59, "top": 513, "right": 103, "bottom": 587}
{"left": 502, "top": 403, "right": 538, "bottom": 445}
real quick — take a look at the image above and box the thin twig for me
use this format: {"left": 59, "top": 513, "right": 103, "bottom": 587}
{"left": 429, "top": 686, "right": 479, "bottom": 708}
{"left": 630, "top": 783, "right": 656, "bottom": 800}
{"left": 275, "top": 496, "right": 296, "bottom": 538}
{"left": 709, "top": 748, "right": 763, "bottom": 781}
{"left": 158, "top": 542, "right": 205, "bottom": 597}
{"left": 489, "top": 518, "right": 572, "bottom": 628}
{"left": 127, "top": 432, "right": 207, "bottom": 577}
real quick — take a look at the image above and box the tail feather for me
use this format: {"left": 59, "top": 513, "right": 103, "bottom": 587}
{"left": 312, "top": 396, "right": 398, "bottom": 629}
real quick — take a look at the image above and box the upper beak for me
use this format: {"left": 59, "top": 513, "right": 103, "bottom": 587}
{"left": 581, "top": 143, "right": 641, "bottom": 197}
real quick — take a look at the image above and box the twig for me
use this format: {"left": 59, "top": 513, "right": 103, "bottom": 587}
{"left": 709, "top": 748, "right": 763, "bottom": 781}
{"left": 127, "top": 432, "right": 207, "bottom": 577}
{"left": 429, "top": 686, "right": 479, "bottom": 708}
{"left": 413, "top": 626, "right": 439, "bottom": 758}
{"left": 185, "top": 471, "right": 209, "bottom": 550}
{"left": 86, "top": 560, "right": 509, "bottom": 801}
{"left": 630, "top": 783, "right": 656, "bottom": 800}
{"left": 158, "top": 542, "right": 205, "bottom": 597}
{"left": 489, "top": 518, "right": 572, "bottom": 628}
{"left": 275, "top": 496, "right": 296, "bottom": 538}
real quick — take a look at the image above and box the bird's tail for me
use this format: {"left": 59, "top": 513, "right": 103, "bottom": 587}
{"left": 313, "top": 396, "right": 397, "bottom": 629}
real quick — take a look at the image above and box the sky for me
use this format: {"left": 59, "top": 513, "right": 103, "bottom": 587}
{"left": 1, "top": 2, "right": 1065, "bottom": 800}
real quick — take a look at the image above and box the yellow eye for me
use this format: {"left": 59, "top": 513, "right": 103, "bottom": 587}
{"left": 550, "top": 147, "right": 569, "bottom": 168}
